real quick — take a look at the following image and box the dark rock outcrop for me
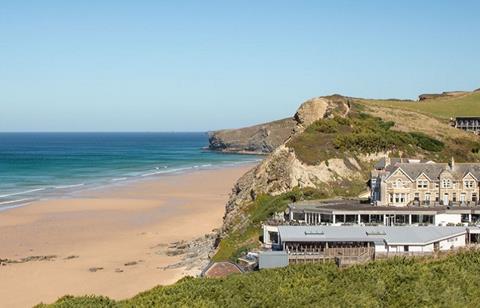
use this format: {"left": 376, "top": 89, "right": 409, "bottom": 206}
{"left": 208, "top": 118, "right": 296, "bottom": 154}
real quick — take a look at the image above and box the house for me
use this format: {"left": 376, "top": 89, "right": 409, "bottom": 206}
{"left": 452, "top": 116, "right": 480, "bottom": 134}
{"left": 371, "top": 157, "right": 480, "bottom": 207}
{"left": 260, "top": 225, "right": 470, "bottom": 268}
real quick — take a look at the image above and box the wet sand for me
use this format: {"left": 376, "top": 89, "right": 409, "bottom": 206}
{"left": 0, "top": 164, "right": 253, "bottom": 308}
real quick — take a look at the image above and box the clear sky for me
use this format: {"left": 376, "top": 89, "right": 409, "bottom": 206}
{"left": 1, "top": 1, "right": 479, "bottom": 132}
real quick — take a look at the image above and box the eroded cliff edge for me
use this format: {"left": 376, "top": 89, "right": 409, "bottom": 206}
{"left": 208, "top": 95, "right": 348, "bottom": 154}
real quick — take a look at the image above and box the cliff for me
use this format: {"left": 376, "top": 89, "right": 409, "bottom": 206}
{"left": 208, "top": 118, "right": 296, "bottom": 154}
{"left": 214, "top": 92, "right": 480, "bottom": 259}
{"left": 208, "top": 95, "right": 348, "bottom": 154}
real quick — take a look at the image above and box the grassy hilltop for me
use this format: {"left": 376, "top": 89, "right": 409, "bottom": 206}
{"left": 357, "top": 91, "right": 480, "bottom": 119}
{"left": 38, "top": 249, "right": 480, "bottom": 307}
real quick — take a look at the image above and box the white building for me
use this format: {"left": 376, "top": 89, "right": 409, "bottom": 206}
{"left": 287, "top": 199, "right": 480, "bottom": 227}
{"left": 260, "top": 225, "right": 471, "bottom": 268}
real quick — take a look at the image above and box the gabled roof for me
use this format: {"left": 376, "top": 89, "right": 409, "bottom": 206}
{"left": 387, "top": 163, "right": 447, "bottom": 181}
{"left": 415, "top": 172, "right": 433, "bottom": 181}
{"left": 375, "top": 158, "right": 480, "bottom": 181}
{"left": 455, "top": 164, "right": 480, "bottom": 181}
{"left": 463, "top": 171, "right": 479, "bottom": 181}
{"left": 385, "top": 167, "right": 414, "bottom": 182}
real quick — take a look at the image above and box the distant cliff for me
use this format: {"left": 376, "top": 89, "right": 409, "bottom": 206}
{"left": 208, "top": 95, "right": 349, "bottom": 154}
{"left": 208, "top": 118, "right": 296, "bottom": 154}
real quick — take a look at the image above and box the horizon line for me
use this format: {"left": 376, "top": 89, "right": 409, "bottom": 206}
{"left": 0, "top": 131, "right": 210, "bottom": 134}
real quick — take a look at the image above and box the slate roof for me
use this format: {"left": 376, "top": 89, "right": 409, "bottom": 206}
{"left": 385, "top": 163, "right": 480, "bottom": 181}
{"left": 374, "top": 157, "right": 430, "bottom": 170}
{"left": 277, "top": 226, "right": 467, "bottom": 246}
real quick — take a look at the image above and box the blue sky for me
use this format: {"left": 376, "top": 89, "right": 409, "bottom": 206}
{"left": 1, "top": 1, "right": 479, "bottom": 132}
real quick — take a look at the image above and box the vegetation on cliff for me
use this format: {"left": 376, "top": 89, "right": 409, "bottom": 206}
{"left": 213, "top": 188, "right": 328, "bottom": 261}
{"left": 217, "top": 97, "right": 480, "bottom": 261}
{"left": 38, "top": 249, "right": 480, "bottom": 307}
{"left": 288, "top": 109, "right": 480, "bottom": 166}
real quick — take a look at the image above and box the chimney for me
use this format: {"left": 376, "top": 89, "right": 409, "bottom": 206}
{"left": 385, "top": 156, "right": 391, "bottom": 167}
{"left": 449, "top": 157, "right": 455, "bottom": 170}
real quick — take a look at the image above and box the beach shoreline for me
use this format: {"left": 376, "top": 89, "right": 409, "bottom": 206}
{"left": 0, "top": 159, "right": 261, "bottom": 212}
{"left": 0, "top": 163, "right": 255, "bottom": 308}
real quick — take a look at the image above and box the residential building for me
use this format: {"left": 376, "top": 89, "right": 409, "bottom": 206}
{"left": 371, "top": 157, "right": 480, "bottom": 207}
{"left": 452, "top": 116, "right": 480, "bottom": 134}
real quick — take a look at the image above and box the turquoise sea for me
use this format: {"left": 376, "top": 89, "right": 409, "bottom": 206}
{"left": 0, "top": 133, "right": 260, "bottom": 210}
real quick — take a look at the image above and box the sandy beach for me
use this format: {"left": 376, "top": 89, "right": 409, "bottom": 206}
{"left": 0, "top": 164, "right": 253, "bottom": 308}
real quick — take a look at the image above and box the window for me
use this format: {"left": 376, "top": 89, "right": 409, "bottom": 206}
{"left": 335, "top": 215, "right": 345, "bottom": 223}
{"left": 389, "top": 193, "right": 394, "bottom": 203}
{"left": 417, "top": 180, "right": 428, "bottom": 189}
{"left": 268, "top": 231, "right": 279, "bottom": 244}
{"left": 453, "top": 193, "right": 457, "bottom": 202}
{"left": 442, "top": 179, "right": 452, "bottom": 188}
{"left": 464, "top": 180, "right": 475, "bottom": 189}
{"left": 473, "top": 193, "right": 478, "bottom": 203}
{"left": 414, "top": 193, "right": 419, "bottom": 201}
{"left": 394, "top": 193, "right": 406, "bottom": 204}
{"left": 394, "top": 179, "right": 403, "bottom": 188}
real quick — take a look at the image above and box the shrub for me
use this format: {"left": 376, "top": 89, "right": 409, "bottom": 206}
{"left": 41, "top": 250, "right": 480, "bottom": 308}
{"left": 409, "top": 132, "right": 444, "bottom": 152}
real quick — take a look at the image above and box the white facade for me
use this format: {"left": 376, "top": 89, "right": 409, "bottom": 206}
{"left": 435, "top": 213, "right": 462, "bottom": 226}
{"left": 264, "top": 225, "right": 468, "bottom": 257}
{"left": 384, "top": 234, "right": 466, "bottom": 253}
{"left": 263, "top": 225, "right": 279, "bottom": 248}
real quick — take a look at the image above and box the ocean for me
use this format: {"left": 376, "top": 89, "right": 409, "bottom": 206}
{"left": 0, "top": 132, "right": 260, "bottom": 210}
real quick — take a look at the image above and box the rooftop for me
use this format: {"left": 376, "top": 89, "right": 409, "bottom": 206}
{"left": 201, "top": 261, "right": 244, "bottom": 278}
{"left": 288, "top": 199, "right": 480, "bottom": 214}
{"left": 277, "top": 225, "right": 467, "bottom": 245}
{"left": 385, "top": 162, "right": 480, "bottom": 182}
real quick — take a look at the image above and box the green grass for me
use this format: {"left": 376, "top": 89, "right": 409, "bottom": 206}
{"left": 357, "top": 92, "right": 480, "bottom": 119}
{"left": 38, "top": 249, "right": 480, "bottom": 307}
{"left": 212, "top": 188, "right": 328, "bottom": 261}
{"left": 288, "top": 111, "right": 480, "bottom": 166}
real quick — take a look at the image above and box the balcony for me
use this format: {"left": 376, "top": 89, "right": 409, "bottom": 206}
{"left": 409, "top": 200, "right": 480, "bottom": 208}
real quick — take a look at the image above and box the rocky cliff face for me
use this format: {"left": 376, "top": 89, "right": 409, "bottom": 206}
{"left": 208, "top": 95, "right": 343, "bottom": 154}
{"left": 220, "top": 95, "right": 358, "bottom": 233}
{"left": 208, "top": 118, "right": 296, "bottom": 154}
